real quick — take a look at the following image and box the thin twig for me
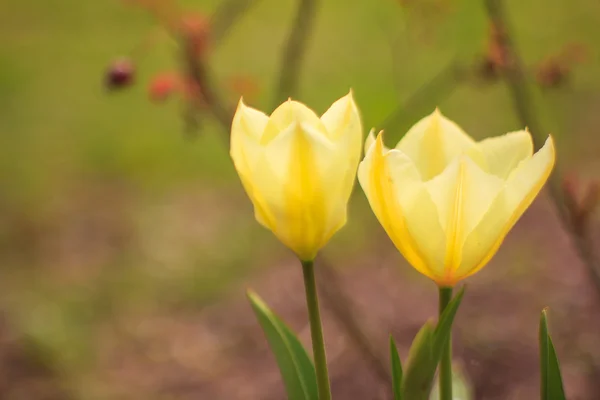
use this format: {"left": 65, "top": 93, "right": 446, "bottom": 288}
{"left": 210, "top": 0, "right": 262, "bottom": 46}
{"left": 183, "top": 44, "right": 233, "bottom": 138}
{"left": 380, "top": 62, "right": 468, "bottom": 136}
{"left": 273, "top": 0, "right": 318, "bottom": 107}
{"left": 317, "top": 259, "right": 393, "bottom": 386}
{"left": 483, "top": 0, "right": 600, "bottom": 296}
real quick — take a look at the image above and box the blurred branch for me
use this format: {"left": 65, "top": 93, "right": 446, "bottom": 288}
{"left": 380, "top": 61, "right": 468, "bottom": 136}
{"left": 273, "top": 0, "right": 319, "bottom": 106}
{"left": 179, "top": 0, "right": 262, "bottom": 137}
{"left": 318, "top": 259, "right": 393, "bottom": 387}
{"left": 183, "top": 45, "right": 233, "bottom": 138}
{"left": 483, "top": 0, "right": 600, "bottom": 296}
{"left": 210, "top": 0, "right": 262, "bottom": 46}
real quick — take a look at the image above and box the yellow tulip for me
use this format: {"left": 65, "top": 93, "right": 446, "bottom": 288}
{"left": 230, "top": 92, "right": 363, "bottom": 261}
{"left": 358, "top": 109, "right": 555, "bottom": 286}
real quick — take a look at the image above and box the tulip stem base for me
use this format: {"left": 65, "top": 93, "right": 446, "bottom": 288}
{"left": 439, "top": 286, "right": 453, "bottom": 400}
{"left": 301, "top": 259, "right": 332, "bottom": 400}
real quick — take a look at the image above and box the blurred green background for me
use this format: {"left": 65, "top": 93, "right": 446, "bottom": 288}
{"left": 0, "top": 0, "right": 599, "bottom": 399}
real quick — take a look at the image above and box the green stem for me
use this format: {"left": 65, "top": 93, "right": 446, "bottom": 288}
{"left": 301, "top": 260, "right": 332, "bottom": 400}
{"left": 438, "top": 286, "right": 453, "bottom": 400}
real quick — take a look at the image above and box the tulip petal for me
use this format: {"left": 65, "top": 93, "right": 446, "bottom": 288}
{"left": 265, "top": 122, "right": 336, "bottom": 188}
{"left": 231, "top": 100, "right": 269, "bottom": 168}
{"left": 232, "top": 99, "right": 269, "bottom": 140}
{"left": 396, "top": 109, "right": 477, "bottom": 180}
{"left": 358, "top": 133, "right": 445, "bottom": 280}
{"left": 389, "top": 150, "right": 448, "bottom": 279}
{"left": 425, "top": 157, "right": 504, "bottom": 237}
{"left": 261, "top": 99, "right": 327, "bottom": 144}
{"left": 255, "top": 121, "right": 339, "bottom": 260}
{"left": 243, "top": 154, "right": 284, "bottom": 231}
{"left": 231, "top": 100, "right": 273, "bottom": 227}
{"left": 424, "top": 156, "right": 504, "bottom": 283}
{"left": 320, "top": 92, "right": 363, "bottom": 209}
{"left": 321, "top": 91, "right": 361, "bottom": 140}
{"left": 478, "top": 130, "right": 534, "bottom": 179}
{"left": 455, "top": 136, "right": 555, "bottom": 281}
{"left": 364, "top": 129, "right": 377, "bottom": 154}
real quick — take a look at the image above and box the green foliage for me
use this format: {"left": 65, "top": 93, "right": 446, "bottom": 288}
{"left": 390, "top": 335, "right": 404, "bottom": 400}
{"left": 401, "top": 287, "right": 465, "bottom": 400}
{"left": 247, "top": 290, "right": 318, "bottom": 400}
{"left": 402, "top": 321, "right": 436, "bottom": 400}
{"left": 539, "top": 309, "right": 566, "bottom": 400}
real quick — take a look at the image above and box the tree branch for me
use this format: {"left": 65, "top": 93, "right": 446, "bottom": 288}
{"left": 380, "top": 61, "right": 468, "bottom": 137}
{"left": 210, "top": 0, "right": 262, "bottom": 47}
{"left": 273, "top": 0, "right": 319, "bottom": 106}
{"left": 317, "top": 259, "right": 392, "bottom": 386}
{"left": 483, "top": 0, "right": 600, "bottom": 296}
{"left": 183, "top": 45, "right": 233, "bottom": 139}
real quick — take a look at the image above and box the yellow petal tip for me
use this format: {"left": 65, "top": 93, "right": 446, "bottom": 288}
{"left": 236, "top": 96, "right": 246, "bottom": 110}
{"left": 374, "top": 130, "right": 386, "bottom": 152}
{"left": 364, "top": 128, "right": 377, "bottom": 152}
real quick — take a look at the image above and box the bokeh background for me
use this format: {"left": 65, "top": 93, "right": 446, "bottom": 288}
{"left": 1, "top": 0, "right": 600, "bottom": 399}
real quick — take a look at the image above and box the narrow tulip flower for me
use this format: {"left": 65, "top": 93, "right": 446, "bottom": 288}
{"left": 232, "top": 93, "right": 362, "bottom": 400}
{"left": 358, "top": 109, "right": 555, "bottom": 287}
{"left": 230, "top": 92, "right": 362, "bottom": 261}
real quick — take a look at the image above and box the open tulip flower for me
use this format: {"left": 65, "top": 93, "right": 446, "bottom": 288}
{"left": 358, "top": 109, "right": 555, "bottom": 287}
{"left": 230, "top": 92, "right": 362, "bottom": 262}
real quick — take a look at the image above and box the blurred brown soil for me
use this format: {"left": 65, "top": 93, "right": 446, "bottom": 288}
{"left": 1, "top": 190, "right": 600, "bottom": 400}
{"left": 0, "top": 316, "right": 72, "bottom": 400}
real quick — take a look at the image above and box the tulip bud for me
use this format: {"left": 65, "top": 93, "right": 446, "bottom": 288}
{"left": 148, "top": 72, "right": 180, "bottom": 102}
{"left": 105, "top": 58, "right": 135, "bottom": 90}
{"left": 230, "top": 93, "right": 363, "bottom": 261}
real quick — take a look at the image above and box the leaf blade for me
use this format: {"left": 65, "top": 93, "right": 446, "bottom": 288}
{"left": 401, "top": 287, "right": 466, "bottom": 400}
{"left": 401, "top": 321, "right": 436, "bottom": 400}
{"left": 390, "top": 335, "right": 403, "bottom": 400}
{"left": 539, "top": 309, "right": 566, "bottom": 400}
{"left": 248, "top": 290, "right": 318, "bottom": 400}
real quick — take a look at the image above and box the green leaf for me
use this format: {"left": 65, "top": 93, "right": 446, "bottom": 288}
{"left": 248, "top": 290, "right": 318, "bottom": 400}
{"left": 540, "top": 309, "right": 566, "bottom": 400}
{"left": 390, "top": 335, "right": 403, "bottom": 400}
{"left": 430, "top": 363, "right": 473, "bottom": 400}
{"left": 402, "top": 321, "right": 436, "bottom": 400}
{"left": 401, "top": 287, "right": 466, "bottom": 400}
